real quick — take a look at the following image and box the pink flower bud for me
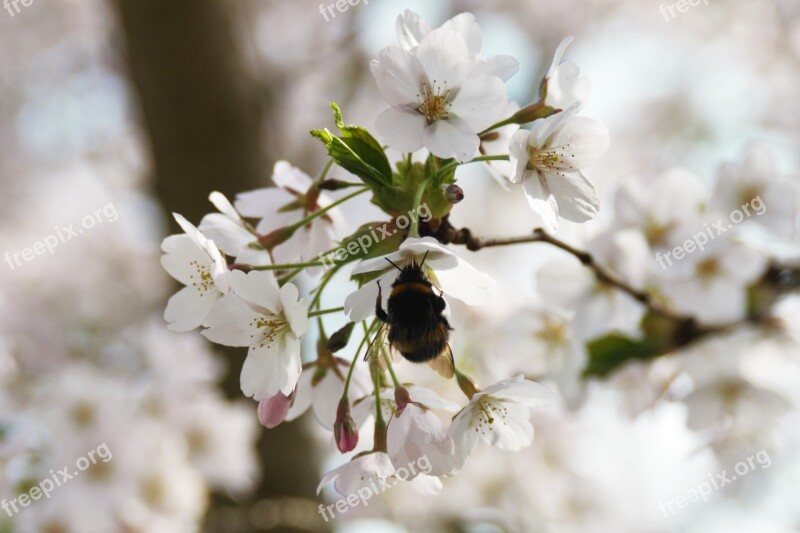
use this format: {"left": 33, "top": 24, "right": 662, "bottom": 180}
{"left": 394, "top": 386, "right": 412, "bottom": 410}
{"left": 445, "top": 184, "right": 464, "bottom": 204}
{"left": 333, "top": 397, "right": 359, "bottom": 453}
{"left": 257, "top": 392, "right": 293, "bottom": 429}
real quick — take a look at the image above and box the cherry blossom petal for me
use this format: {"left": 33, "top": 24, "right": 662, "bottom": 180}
{"left": 375, "top": 106, "right": 427, "bottom": 153}
{"left": 285, "top": 370, "right": 313, "bottom": 421}
{"left": 370, "top": 46, "right": 426, "bottom": 107}
{"left": 439, "top": 13, "right": 483, "bottom": 56}
{"left": 208, "top": 191, "right": 242, "bottom": 221}
{"left": 160, "top": 234, "right": 210, "bottom": 285}
{"left": 522, "top": 176, "right": 559, "bottom": 232}
{"left": 427, "top": 255, "right": 494, "bottom": 306}
{"left": 201, "top": 294, "right": 261, "bottom": 347}
{"left": 395, "top": 9, "right": 429, "bottom": 50}
{"left": 272, "top": 161, "right": 313, "bottom": 192}
{"left": 484, "top": 376, "right": 557, "bottom": 408}
{"left": 423, "top": 117, "right": 479, "bottom": 162}
{"left": 164, "top": 286, "right": 220, "bottom": 332}
{"left": 415, "top": 28, "right": 470, "bottom": 89}
{"left": 471, "top": 54, "right": 519, "bottom": 81}
{"left": 227, "top": 269, "right": 281, "bottom": 315}
{"left": 508, "top": 129, "right": 532, "bottom": 184}
{"left": 544, "top": 170, "right": 600, "bottom": 223}
{"left": 240, "top": 335, "right": 302, "bottom": 399}
{"left": 450, "top": 74, "right": 509, "bottom": 132}
{"left": 279, "top": 283, "right": 309, "bottom": 337}
{"left": 198, "top": 213, "right": 254, "bottom": 258}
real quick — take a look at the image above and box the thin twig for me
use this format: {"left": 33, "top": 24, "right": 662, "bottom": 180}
{"left": 428, "top": 219, "right": 693, "bottom": 324}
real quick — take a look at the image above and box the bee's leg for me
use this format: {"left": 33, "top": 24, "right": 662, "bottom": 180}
{"left": 433, "top": 293, "right": 446, "bottom": 314}
{"left": 375, "top": 280, "right": 389, "bottom": 322}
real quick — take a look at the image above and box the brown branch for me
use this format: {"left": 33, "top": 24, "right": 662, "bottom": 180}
{"left": 428, "top": 218, "right": 691, "bottom": 323}
{"left": 423, "top": 219, "right": 800, "bottom": 376}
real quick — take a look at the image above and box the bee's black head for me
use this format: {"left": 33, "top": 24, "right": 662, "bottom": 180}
{"left": 395, "top": 262, "right": 429, "bottom": 284}
{"left": 387, "top": 251, "right": 430, "bottom": 285}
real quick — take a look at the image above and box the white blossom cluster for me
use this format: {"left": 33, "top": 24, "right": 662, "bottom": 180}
{"left": 0, "top": 172, "right": 259, "bottom": 533}
{"left": 159, "top": 9, "right": 613, "bottom": 498}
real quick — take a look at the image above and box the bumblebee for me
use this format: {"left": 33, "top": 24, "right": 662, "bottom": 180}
{"left": 370, "top": 252, "right": 455, "bottom": 378}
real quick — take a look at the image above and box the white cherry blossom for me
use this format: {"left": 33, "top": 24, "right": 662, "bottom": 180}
{"left": 656, "top": 233, "right": 767, "bottom": 325}
{"left": 713, "top": 144, "right": 799, "bottom": 239}
{"left": 160, "top": 214, "right": 229, "bottom": 332}
{"left": 450, "top": 375, "right": 556, "bottom": 470}
{"left": 317, "top": 451, "right": 396, "bottom": 496}
{"left": 387, "top": 398, "right": 457, "bottom": 478}
{"left": 198, "top": 191, "right": 270, "bottom": 266}
{"left": 316, "top": 450, "right": 442, "bottom": 497}
{"left": 509, "top": 105, "right": 610, "bottom": 231}
{"left": 614, "top": 169, "right": 707, "bottom": 253}
{"left": 371, "top": 24, "right": 513, "bottom": 162}
{"left": 234, "top": 161, "right": 345, "bottom": 265}
{"left": 543, "top": 36, "right": 591, "bottom": 110}
{"left": 201, "top": 270, "right": 308, "bottom": 400}
{"left": 395, "top": 10, "right": 519, "bottom": 82}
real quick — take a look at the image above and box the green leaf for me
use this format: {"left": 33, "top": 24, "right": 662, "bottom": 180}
{"left": 311, "top": 103, "right": 392, "bottom": 190}
{"left": 583, "top": 334, "right": 661, "bottom": 378}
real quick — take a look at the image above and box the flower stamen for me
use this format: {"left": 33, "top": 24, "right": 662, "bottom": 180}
{"left": 417, "top": 80, "right": 452, "bottom": 124}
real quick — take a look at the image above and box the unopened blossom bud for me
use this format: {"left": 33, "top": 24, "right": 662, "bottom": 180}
{"left": 333, "top": 397, "right": 359, "bottom": 453}
{"left": 510, "top": 101, "right": 557, "bottom": 125}
{"left": 258, "top": 225, "right": 297, "bottom": 251}
{"left": 257, "top": 391, "right": 294, "bottom": 429}
{"left": 445, "top": 184, "right": 464, "bottom": 204}
{"left": 394, "top": 386, "right": 412, "bottom": 410}
{"left": 456, "top": 370, "right": 480, "bottom": 399}
{"left": 326, "top": 322, "right": 355, "bottom": 353}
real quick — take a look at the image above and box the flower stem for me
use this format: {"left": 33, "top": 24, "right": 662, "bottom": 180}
{"left": 312, "top": 158, "right": 335, "bottom": 185}
{"left": 310, "top": 263, "right": 342, "bottom": 310}
{"left": 342, "top": 321, "right": 370, "bottom": 397}
{"left": 288, "top": 187, "right": 369, "bottom": 230}
{"left": 372, "top": 358, "right": 387, "bottom": 452}
{"left": 308, "top": 306, "right": 344, "bottom": 318}
{"left": 478, "top": 117, "right": 516, "bottom": 136}
{"left": 435, "top": 155, "right": 510, "bottom": 182}
{"left": 249, "top": 260, "right": 324, "bottom": 271}
{"left": 278, "top": 267, "right": 304, "bottom": 284}
{"left": 383, "top": 352, "right": 402, "bottom": 389}
{"left": 409, "top": 178, "right": 430, "bottom": 238}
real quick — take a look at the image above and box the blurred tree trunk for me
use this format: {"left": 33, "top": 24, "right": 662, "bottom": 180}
{"left": 112, "top": 1, "right": 325, "bottom": 531}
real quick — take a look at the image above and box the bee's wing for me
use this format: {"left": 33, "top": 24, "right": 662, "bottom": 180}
{"left": 427, "top": 343, "right": 455, "bottom": 379}
{"left": 364, "top": 323, "right": 400, "bottom": 373}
